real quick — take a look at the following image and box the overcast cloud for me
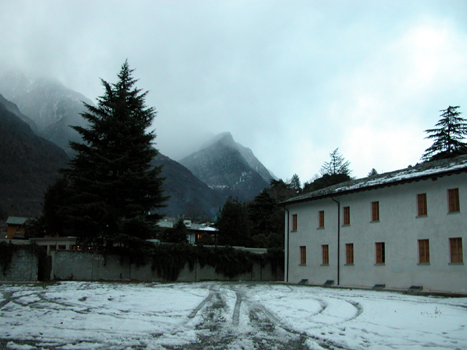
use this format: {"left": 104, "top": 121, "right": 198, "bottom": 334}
{"left": 1, "top": 0, "right": 467, "bottom": 182}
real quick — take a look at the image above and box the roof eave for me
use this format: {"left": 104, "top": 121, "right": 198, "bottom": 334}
{"left": 281, "top": 166, "right": 467, "bottom": 206}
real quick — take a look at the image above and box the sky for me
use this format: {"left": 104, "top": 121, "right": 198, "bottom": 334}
{"left": 1, "top": 1, "right": 467, "bottom": 182}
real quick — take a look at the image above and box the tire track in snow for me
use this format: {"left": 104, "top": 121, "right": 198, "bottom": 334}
{"left": 232, "top": 291, "right": 242, "bottom": 326}
{"left": 188, "top": 291, "right": 214, "bottom": 319}
{"left": 327, "top": 296, "right": 364, "bottom": 322}
{"left": 233, "top": 284, "right": 311, "bottom": 349}
{"left": 169, "top": 283, "right": 312, "bottom": 349}
{"left": 244, "top": 285, "right": 362, "bottom": 350}
{"left": 248, "top": 299, "right": 350, "bottom": 350}
{"left": 0, "top": 292, "right": 13, "bottom": 310}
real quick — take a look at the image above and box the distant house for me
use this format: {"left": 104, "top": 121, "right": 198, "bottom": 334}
{"left": 187, "top": 223, "right": 218, "bottom": 245}
{"left": 281, "top": 155, "right": 467, "bottom": 294}
{"left": 6, "top": 216, "right": 30, "bottom": 239}
{"left": 156, "top": 217, "right": 177, "bottom": 229}
{"left": 157, "top": 218, "right": 219, "bottom": 244}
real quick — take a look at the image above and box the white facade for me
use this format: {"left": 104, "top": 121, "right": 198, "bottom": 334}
{"left": 283, "top": 157, "right": 467, "bottom": 294}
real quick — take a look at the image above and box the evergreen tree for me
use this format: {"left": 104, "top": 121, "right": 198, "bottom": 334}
{"left": 268, "top": 179, "right": 296, "bottom": 202}
{"left": 289, "top": 174, "right": 302, "bottom": 193}
{"left": 367, "top": 168, "right": 378, "bottom": 177}
{"left": 422, "top": 106, "right": 467, "bottom": 161}
{"left": 320, "top": 148, "right": 351, "bottom": 176}
{"left": 249, "top": 190, "right": 277, "bottom": 236}
{"left": 249, "top": 190, "right": 284, "bottom": 248}
{"left": 40, "top": 176, "right": 70, "bottom": 237}
{"left": 216, "top": 197, "right": 251, "bottom": 246}
{"left": 303, "top": 148, "right": 352, "bottom": 193}
{"left": 162, "top": 218, "right": 188, "bottom": 244}
{"left": 62, "top": 61, "right": 168, "bottom": 252}
{"left": 0, "top": 206, "right": 6, "bottom": 221}
{"left": 303, "top": 173, "right": 351, "bottom": 193}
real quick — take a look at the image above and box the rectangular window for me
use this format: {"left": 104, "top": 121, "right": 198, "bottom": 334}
{"left": 371, "top": 201, "right": 380, "bottom": 221}
{"left": 418, "top": 239, "right": 430, "bottom": 263}
{"left": 343, "top": 206, "right": 350, "bottom": 225}
{"left": 319, "top": 210, "right": 325, "bottom": 228}
{"left": 292, "top": 214, "right": 297, "bottom": 231}
{"left": 417, "top": 193, "right": 427, "bottom": 216}
{"left": 450, "top": 238, "right": 463, "bottom": 263}
{"left": 300, "top": 246, "right": 306, "bottom": 265}
{"left": 322, "top": 245, "right": 329, "bottom": 264}
{"left": 375, "top": 242, "right": 385, "bottom": 264}
{"left": 346, "top": 243, "right": 354, "bottom": 264}
{"left": 448, "top": 188, "right": 460, "bottom": 213}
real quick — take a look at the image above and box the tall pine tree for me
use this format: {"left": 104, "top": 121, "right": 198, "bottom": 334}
{"left": 216, "top": 197, "right": 251, "bottom": 247}
{"left": 62, "top": 61, "right": 168, "bottom": 252}
{"left": 320, "top": 148, "right": 351, "bottom": 176}
{"left": 422, "top": 106, "right": 467, "bottom": 161}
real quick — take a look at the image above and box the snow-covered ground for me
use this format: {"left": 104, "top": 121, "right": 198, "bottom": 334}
{"left": 1, "top": 282, "right": 466, "bottom": 349}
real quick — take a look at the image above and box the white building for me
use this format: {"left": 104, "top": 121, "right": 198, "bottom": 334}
{"left": 282, "top": 155, "right": 467, "bottom": 294}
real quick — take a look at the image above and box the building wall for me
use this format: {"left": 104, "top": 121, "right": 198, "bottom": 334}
{"left": 6, "top": 224, "right": 25, "bottom": 239}
{"left": 285, "top": 172, "right": 467, "bottom": 294}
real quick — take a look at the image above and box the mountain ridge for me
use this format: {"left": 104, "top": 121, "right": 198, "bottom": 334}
{"left": 0, "top": 72, "right": 275, "bottom": 218}
{"left": 0, "top": 71, "right": 91, "bottom": 156}
{"left": 0, "top": 98, "right": 69, "bottom": 217}
{"left": 192, "top": 132, "right": 275, "bottom": 183}
{"left": 0, "top": 85, "right": 223, "bottom": 219}
{"left": 180, "top": 132, "right": 273, "bottom": 202}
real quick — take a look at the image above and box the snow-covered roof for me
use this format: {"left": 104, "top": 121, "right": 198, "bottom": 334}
{"left": 282, "top": 155, "right": 467, "bottom": 205}
{"left": 188, "top": 223, "right": 218, "bottom": 231}
{"left": 6, "top": 216, "right": 30, "bottom": 225}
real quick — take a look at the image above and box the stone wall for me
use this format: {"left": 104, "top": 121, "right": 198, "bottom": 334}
{"left": 51, "top": 250, "right": 283, "bottom": 282}
{"left": 0, "top": 250, "right": 38, "bottom": 282}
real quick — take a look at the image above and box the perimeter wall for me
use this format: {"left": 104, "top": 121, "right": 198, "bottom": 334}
{"left": 51, "top": 251, "right": 283, "bottom": 282}
{"left": 0, "top": 250, "right": 39, "bottom": 282}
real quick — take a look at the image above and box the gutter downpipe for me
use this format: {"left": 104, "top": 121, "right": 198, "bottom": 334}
{"left": 331, "top": 197, "right": 340, "bottom": 286}
{"left": 284, "top": 206, "right": 290, "bottom": 283}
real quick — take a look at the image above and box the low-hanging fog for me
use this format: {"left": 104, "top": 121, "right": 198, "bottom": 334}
{"left": 1, "top": 0, "right": 467, "bottom": 181}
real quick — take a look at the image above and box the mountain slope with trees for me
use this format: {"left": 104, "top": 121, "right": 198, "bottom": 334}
{"left": 0, "top": 97, "right": 69, "bottom": 217}
{"left": 152, "top": 153, "right": 223, "bottom": 219}
{"left": 0, "top": 71, "right": 92, "bottom": 156}
{"left": 0, "top": 73, "right": 229, "bottom": 219}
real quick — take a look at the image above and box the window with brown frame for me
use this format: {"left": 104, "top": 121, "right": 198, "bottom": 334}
{"left": 300, "top": 246, "right": 306, "bottom": 265}
{"left": 418, "top": 239, "right": 430, "bottom": 263}
{"left": 450, "top": 238, "right": 463, "bottom": 263}
{"left": 371, "top": 201, "right": 380, "bottom": 221}
{"left": 292, "top": 214, "right": 297, "bottom": 231}
{"left": 448, "top": 188, "right": 460, "bottom": 213}
{"left": 417, "top": 193, "right": 427, "bottom": 216}
{"left": 343, "top": 206, "right": 350, "bottom": 225}
{"left": 346, "top": 243, "right": 354, "bottom": 264}
{"left": 322, "top": 245, "right": 329, "bottom": 264}
{"left": 375, "top": 242, "right": 385, "bottom": 264}
{"left": 319, "top": 210, "right": 325, "bottom": 228}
